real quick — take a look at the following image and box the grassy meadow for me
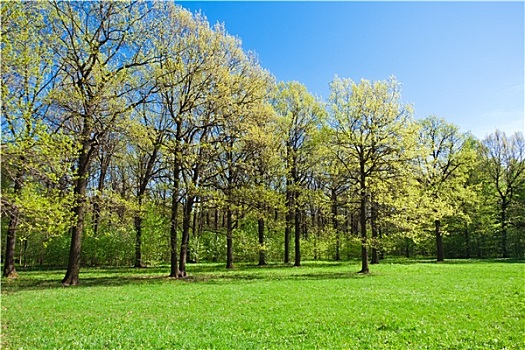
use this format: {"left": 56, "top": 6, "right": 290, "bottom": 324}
{"left": 1, "top": 260, "right": 524, "bottom": 349}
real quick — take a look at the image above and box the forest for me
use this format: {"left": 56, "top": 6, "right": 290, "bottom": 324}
{"left": 2, "top": 1, "right": 525, "bottom": 287}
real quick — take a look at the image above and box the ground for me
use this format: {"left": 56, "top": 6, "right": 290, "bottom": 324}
{"left": 1, "top": 259, "right": 524, "bottom": 349}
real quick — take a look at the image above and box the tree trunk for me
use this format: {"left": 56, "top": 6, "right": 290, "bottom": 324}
{"left": 501, "top": 204, "right": 508, "bottom": 258}
{"left": 258, "top": 217, "right": 266, "bottom": 266}
{"left": 3, "top": 172, "right": 22, "bottom": 278}
{"left": 435, "top": 219, "right": 444, "bottom": 262}
{"left": 284, "top": 187, "right": 292, "bottom": 264}
{"left": 179, "top": 197, "right": 195, "bottom": 277}
{"left": 133, "top": 215, "right": 144, "bottom": 268}
{"left": 358, "top": 167, "right": 369, "bottom": 274}
{"left": 371, "top": 201, "right": 379, "bottom": 264}
{"left": 62, "top": 177, "right": 88, "bottom": 286}
{"left": 214, "top": 208, "right": 219, "bottom": 232}
{"left": 93, "top": 154, "right": 110, "bottom": 236}
{"left": 332, "top": 188, "right": 340, "bottom": 261}
{"left": 464, "top": 224, "right": 471, "bottom": 259}
{"left": 169, "top": 156, "right": 181, "bottom": 278}
{"left": 134, "top": 143, "right": 160, "bottom": 269}
{"left": 62, "top": 137, "right": 92, "bottom": 286}
{"left": 226, "top": 208, "right": 233, "bottom": 269}
{"left": 294, "top": 207, "right": 301, "bottom": 267}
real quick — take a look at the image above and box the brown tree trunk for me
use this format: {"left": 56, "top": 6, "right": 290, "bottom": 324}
{"left": 133, "top": 215, "right": 144, "bottom": 268}
{"left": 501, "top": 204, "right": 508, "bottom": 258}
{"left": 62, "top": 176, "right": 88, "bottom": 286}
{"left": 258, "top": 218, "right": 266, "bottom": 266}
{"left": 134, "top": 143, "right": 160, "bottom": 268}
{"left": 4, "top": 210, "right": 19, "bottom": 278}
{"left": 371, "top": 201, "right": 379, "bottom": 264}
{"left": 284, "top": 186, "right": 292, "bottom": 264}
{"left": 331, "top": 188, "right": 340, "bottom": 261}
{"left": 358, "top": 167, "right": 369, "bottom": 274}
{"left": 226, "top": 208, "right": 233, "bottom": 269}
{"left": 214, "top": 208, "right": 219, "bottom": 232}
{"left": 169, "top": 156, "right": 181, "bottom": 278}
{"left": 435, "top": 219, "right": 444, "bottom": 262}
{"left": 3, "top": 171, "right": 22, "bottom": 278}
{"left": 464, "top": 224, "right": 471, "bottom": 259}
{"left": 179, "top": 197, "right": 195, "bottom": 277}
{"left": 93, "top": 153, "right": 110, "bottom": 236}
{"left": 294, "top": 207, "right": 301, "bottom": 267}
{"left": 62, "top": 136, "right": 92, "bottom": 286}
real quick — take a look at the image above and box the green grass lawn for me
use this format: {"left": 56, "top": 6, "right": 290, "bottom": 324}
{"left": 1, "top": 260, "right": 524, "bottom": 349}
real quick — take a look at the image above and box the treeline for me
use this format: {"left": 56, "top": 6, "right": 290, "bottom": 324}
{"left": 2, "top": 2, "right": 524, "bottom": 285}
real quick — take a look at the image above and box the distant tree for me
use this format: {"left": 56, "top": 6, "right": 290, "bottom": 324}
{"left": 1, "top": 1, "right": 74, "bottom": 278}
{"left": 209, "top": 49, "right": 274, "bottom": 269}
{"left": 240, "top": 110, "right": 282, "bottom": 266}
{"left": 272, "top": 81, "right": 324, "bottom": 266}
{"left": 328, "top": 76, "right": 415, "bottom": 273}
{"left": 481, "top": 130, "right": 525, "bottom": 257}
{"left": 414, "top": 116, "right": 474, "bottom": 262}
{"left": 151, "top": 5, "right": 231, "bottom": 277}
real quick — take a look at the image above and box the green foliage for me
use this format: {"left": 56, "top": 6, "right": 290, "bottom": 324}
{"left": 2, "top": 0, "right": 523, "bottom": 281}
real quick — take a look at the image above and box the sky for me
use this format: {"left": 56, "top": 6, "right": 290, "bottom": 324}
{"left": 178, "top": 1, "right": 524, "bottom": 139}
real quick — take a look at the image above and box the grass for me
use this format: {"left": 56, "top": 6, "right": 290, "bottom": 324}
{"left": 1, "top": 260, "right": 524, "bottom": 349}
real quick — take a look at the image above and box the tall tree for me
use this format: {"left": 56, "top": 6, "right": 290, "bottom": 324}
{"left": 481, "top": 130, "right": 525, "bottom": 258}
{"left": 124, "top": 104, "right": 169, "bottom": 268}
{"left": 328, "top": 76, "right": 415, "bottom": 273}
{"left": 151, "top": 5, "right": 223, "bottom": 277}
{"left": 1, "top": 1, "right": 74, "bottom": 278}
{"left": 415, "top": 116, "right": 473, "bottom": 262}
{"left": 48, "top": 1, "right": 157, "bottom": 285}
{"left": 272, "top": 81, "right": 324, "bottom": 266}
{"left": 209, "top": 42, "right": 274, "bottom": 269}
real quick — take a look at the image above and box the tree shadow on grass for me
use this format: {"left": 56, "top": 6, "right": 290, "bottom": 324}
{"left": 383, "top": 258, "right": 525, "bottom": 265}
{"left": 2, "top": 262, "right": 375, "bottom": 293}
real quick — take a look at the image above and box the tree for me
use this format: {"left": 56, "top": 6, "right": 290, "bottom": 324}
{"left": 125, "top": 105, "right": 169, "bottom": 268}
{"left": 1, "top": 1, "right": 74, "bottom": 278}
{"left": 414, "top": 116, "right": 474, "bottom": 261}
{"left": 328, "top": 76, "right": 415, "bottom": 273}
{"left": 48, "top": 1, "right": 157, "bottom": 285}
{"left": 209, "top": 43, "right": 274, "bottom": 269}
{"left": 150, "top": 5, "right": 224, "bottom": 277}
{"left": 481, "top": 130, "right": 525, "bottom": 258}
{"left": 272, "top": 81, "right": 324, "bottom": 266}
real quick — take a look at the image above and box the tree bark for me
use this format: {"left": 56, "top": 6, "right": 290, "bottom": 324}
{"left": 258, "top": 217, "right": 266, "bottom": 266}
{"left": 93, "top": 152, "right": 111, "bottom": 236}
{"left": 464, "top": 224, "right": 471, "bottom": 259}
{"left": 3, "top": 210, "right": 19, "bottom": 278}
{"left": 62, "top": 176, "right": 88, "bottom": 286}
{"left": 169, "top": 155, "right": 181, "bottom": 278}
{"left": 62, "top": 135, "right": 92, "bottom": 286}
{"left": 501, "top": 204, "right": 508, "bottom": 258}
{"left": 133, "top": 215, "right": 144, "bottom": 268}
{"left": 358, "top": 165, "right": 369, "bottom": 274}
{"left": 3, "top": 170, "right": 22, "bottom": 278}
{"left": 435, "top": 219, "right": 444, "bottom": 262}
{"left": 134, "top": 143, "right": 160, "bottom": 268}
{"left": 226, "top": 207, "right": 233, "bottom": 269}
{"left": 371, "top": 201, "right": 379, "bottom": 264}
{"left": 294, "top": 207, "right": 301, "bottom": 267}
{"left": 284, "top": 186, "right": 292, "bottom": 264}
{"left": 332, "top": 188, "right": 340, "bottom": 261}
{"left": 179, "top": 197, "right": 195, "bottom": 277}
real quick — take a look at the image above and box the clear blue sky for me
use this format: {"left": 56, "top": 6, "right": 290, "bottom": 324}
{"left": 178, "top": 1, "right": 524, "bottom": 139}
